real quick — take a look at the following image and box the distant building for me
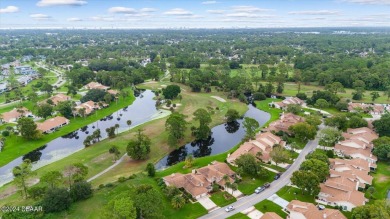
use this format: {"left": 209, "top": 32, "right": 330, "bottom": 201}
{"left": 49, "top": 94, "right": 71, "bottom": 106}
{"left": 74, "top": 101, "right": 107, "bottom": 116}
{"left": 107, "top": 89, "right": 119, "bottom": 96}
{"left": 37, "top": 116, "right": 69, "bottom": 134}
{"left": 265, "top": 113, "right": 305, "bottom": 134}
{"left": 348, "top": 102, "right": 385, "bottom": 115}
{"left": 271, "top": 97, "right": 305, "bottom": 111}
{"left": 1, "top": 107, "right": 33, "bottom": 123}
{"left": 260, "top": 212, "right": 282, "bottom": 219}
{"left": 0, "top": 83, "right": 8, "bottom": 93}
{"left": 15, "top": 66, "right": 36, "bottom": 75}
{"left": 84, "top": 82, "right": 110, "bottom": 91}
{"left": 227, "top": 132, "right": 286, "bottom": 164}
{"left": 17, "top": 76, "right": 33, "bottom": 86}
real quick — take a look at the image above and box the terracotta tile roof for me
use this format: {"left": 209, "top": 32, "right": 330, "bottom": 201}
{"left": 36, "top": 116, "right": 69, "bottom": 133}
{"left": 287, "top": 200, "right": 346, "bottom": 219}
{"left": 107, "top": 89, "right": 119, "bottom": 95}
{"left": 319, "top": 183, "right": 366, "bottom": 208}
{"left": 330, "top": 158, "right": 371, "bottom": 172}
{"left": 49, "top": 94, "right": 71, "bottom": 105}
{"left": 75, "top": 100, "right": 102, "bottom": 115}
{"left": 85, "top": 82, "right": 109, "bottom": 90}
{"left": 329, "top": 169, "right": 372, "bottom": 188}
{"left": 266, "top": 113, "right": 304, "bottom": 134}
{"left": 261, "top": 212, "right": 283, "bottom": 219}
{"left": 227, "top": 132, "right": 286, "bottom": 164}
{"left": 163, "top": 161, "right": 236, "bottom": 198}
{"left": 1, "top": 107, "right": 32, "bottom": 123}
{"left": 348, "top": 103, "right": 385, "bottom": 114}
{"left": 334, "top": 144, "right": 377, "bottom": 162}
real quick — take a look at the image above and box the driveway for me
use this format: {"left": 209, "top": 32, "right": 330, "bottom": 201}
{"left": 198, "top": 133, "right": 321, "bottom": 219}
{"left": 226, "top": 188, "right": 244, "bottom": 198}
{"left": 197, "top": 196, "right": 218, "bottom": 211}
{"left": 267, "top": 194, "right": 289, "bottom": 208}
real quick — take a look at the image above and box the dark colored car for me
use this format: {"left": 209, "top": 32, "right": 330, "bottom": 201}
{"left": 263, "top": 183, "right": 270, "bottom": 188}
{"left": 274, "top": 173, "right": 281, "bottom": 180}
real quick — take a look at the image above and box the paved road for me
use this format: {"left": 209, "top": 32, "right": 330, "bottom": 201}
{"left": 199, "top": 136, "right": 320, "bottom": 219}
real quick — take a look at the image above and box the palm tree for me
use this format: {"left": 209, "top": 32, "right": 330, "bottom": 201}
{"left": 126, "top": 120, "right": 132, "bottom": 128}
{"left": 78, "top": 108, "right": 86, "bottom": 119}
{"left": 171, "top": 195, "right": 185, "bottom": 209}
{"left": 222, "top": 175, "right": 230, "bottom": 190}
{"left": 108, "top": 145, "right": 120, "bottom": 161}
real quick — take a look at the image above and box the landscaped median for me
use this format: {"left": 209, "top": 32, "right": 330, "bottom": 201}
{"left": 0, "top": 91, "right": 135, "bottom": 167}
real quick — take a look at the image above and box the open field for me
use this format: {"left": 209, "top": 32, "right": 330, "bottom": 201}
{"left": 370, "top": 161, "right": 390, "bottom": 200}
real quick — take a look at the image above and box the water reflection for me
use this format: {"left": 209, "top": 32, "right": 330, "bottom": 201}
{"left": 22, "top": 145, "right": 47, "bottom": 163}
{"left": 224, "top": 121, "right": 240, "bottom": 133}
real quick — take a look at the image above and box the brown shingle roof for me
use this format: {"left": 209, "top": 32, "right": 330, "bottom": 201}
{"left": 49, "top": 94, "right": 70, "bottom": 105}
{"left": 1, "top": 107, "right": 32, "bottom": 123}
{"left": 85, "top": 82, "right": 109, "bottom": 90}
{"left": 261, "top": 212, "right": 282, "bottom": 219}
{"left": 266, "top": 113, "right": 304, "bottom": 134}
{"left": 36, "top": 116, "right": 69, "bottom": 133}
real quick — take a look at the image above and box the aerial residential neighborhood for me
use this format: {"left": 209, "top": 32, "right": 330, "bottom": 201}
{"left": 0, "top": 1, "right": 389, "bottom": 219}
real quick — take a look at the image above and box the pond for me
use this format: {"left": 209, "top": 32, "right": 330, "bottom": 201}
{"left": 0, "top": 90, "right": 163, "bottom": 187}
{"left": 155, "top": 103, "right": 270, "bottom": 170}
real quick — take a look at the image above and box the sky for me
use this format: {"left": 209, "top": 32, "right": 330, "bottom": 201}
{"left": 0, "top": 0, "right": 389, "bottom": 29}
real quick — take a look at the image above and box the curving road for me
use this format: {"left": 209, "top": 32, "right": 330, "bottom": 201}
{"left": 199, "top": 127, "right": 323, "bottom": 219}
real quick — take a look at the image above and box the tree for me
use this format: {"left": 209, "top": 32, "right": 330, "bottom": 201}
{"left": 41, "top": 187, "right": 71, "bottom": 213}
{"left": 63, "top": 163, "right": 88, "bottom": 187}
{"left": 109, "top": 145, "right": 121, "bottom": 161}
{"left": 373, "top": 144, "right": 390, "bottom": 161}
{"left": 225, "top": 109, "right": 240, "bottom": 123}
{"left": 56, "top": 101, "right": 73, "bottom": 119}
{"left": 318, "top": 127, "right": 343, "bottom": 147}
{"left": 291, "top": 170, "right": 320, "bottom": 195}
{"left": 325, "top": 82, "right": 345, "bottom": 95}
{"left": 126, "top": 129, "right": 151, "bottom": 160}
{"left": 40, "top": 82, "right": 53, "bottom": 95}
{"left": 253, "top": 92, "right": 266, "bottom": 101}
{"left": 235, "top": 154, "right": 266, "bottom": 177}
{"left": 270, "top": 146, "right": 291, "bottom": 165}
{"left": 104, "top": 93, "right": 113, "bottom": 104}
{"left": 366, "top": 186, "right": 376, "bottom": 199}
{"left": 296, "top": 93, "right": 307, "bottom": 100}
{"left": 171, "top": 195, "right": 186, "bottom": 209}
{"left": 66, "top": 84, "right": 78, "bottom": 96}
{"left": 306, "top": 150, "right": 330, "bottom": 165}
{"left": 13, "top": 159, "right": 35, "bottom": 198}
{"left": 325, "top": 114, "right": 348, "bottom": 131}
{"left": 289, "top": 122, "right": 317, "bottom": 142}
{"left": 163, "top": 84, "right": 181, "bottom": 99}
{"left": 115, "top": 123, "right": 120, "bottom": 134}
{"left": 165, "top": 113, "right": 187, "bottom": 147}
{"left": 286, "top": 104, "right": 302, "bottom": 115}
{"left": 184, "top": 154, "right": 195, "bottom": 168}
{"left": 243, "top": 117, "right": 259, "bottom": 140}
{"left": 146, "top": 163, "right": 156, "bottom": 177}
{"left": 348, "top": 115, "right": 368, "bottom": 128}
{"left": 103, "top": 196, "right": 137, "bottom": 219}
{"left": 335, "top": 101, "right": 348, "bottom": 111}
{"left": 193, "top": 108, "right": 212, "bottom": 140}
{"left": 373, "top": 113, "right": 390, "bottom": 136}
{"left": 304, "top": 115, "right": 322, "bottom": 128}
{"left": 352, "top": 87, "right": 365, "bottom": 100}
{"left": 314, "top": 99, "right": 329, "bottom": 109}
{"left": 81, "top": 89, "right": 108, "bottom": 103}
{"left": 126, "top": 119, "right": 132, "bottom": 128}
{"left": 106, "top": 126, "right": 116, "bottom": 138}
{"left": 78, "top": 107, "right": 86, "bottom": 119}
{"left": 17, "top": 117, "right": 41, "bottom": 140}
{"left": 352, "top": 200, "right": 390, "bottom": 219}
{"left": 300, "top": 159, "right": 329, "bottom": 182}
{"left": 134, "top": 185, "right": 164, "bottom": 219}
{"left": 370, "top": 91, "right": 380, "bottom": 102}
{"left": 40, "top": 170, "right": 63, "bottom": 189}
{"left": 69, "top": 181, "right": 92, "bottom": 202}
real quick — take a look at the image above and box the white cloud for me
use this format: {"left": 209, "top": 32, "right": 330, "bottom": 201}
{"left": 202, "top": 1, "right": 218, "bottom": 5}
{"left": 207, "top": 10, "right": 225, "bottom": 14}
{"left": 108, "top": 7, "right": 137, "bottom": 14}
{"left": 231, "top": 5, "right": 272, "bottom": 13}
{"left": 30, "top": 13, "right": 51, "bottom": 20}
{"left": 140, "top": 8, "right": 158, "bottom": 12}
{"left": 37, "top": 0, "right": 87, "bottom": 7}
{"left": 163, "top": 8, "right": 193, "bottom": 16}
{"left": 225, "top": 13, "right": 274, "bottom": 18}
{"left": 341, "top": 0, "right": 390, "bottom": 5}
{"left": 288, "top": 10, "right": 341, "bottom": 15}
{"left": 67, "top": 17, "right": 82, "bottom": 22}
{"left": 0, "top": 6, "right": 19, "bottom": 13}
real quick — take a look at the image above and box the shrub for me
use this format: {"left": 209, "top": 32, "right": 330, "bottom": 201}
{"left": 28, "top": 186, "right": 46, "bottom": 200}
{"left": 253, "top": 92, "right": 267, "bottom": 101}
{"left": 105, "top": 183, "right": 114, "bottom": 188}
{"left": 41, "top": 188, "right": 71, "bottom": 213}
{"left": 296, "top": 93, "right": 307, "bottom": 100}
{"left": 118, "top": 177, "right": 127, "bottom": 183}
{"left": 70, "top": 181, "right": 93, "bottom": 202}
{"left": 2, "top": 130, "right": 10, "bottom": 137}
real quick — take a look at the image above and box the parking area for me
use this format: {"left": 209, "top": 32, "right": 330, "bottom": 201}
{"left": 267, "top": 194, "right": 289, "bottom": 208}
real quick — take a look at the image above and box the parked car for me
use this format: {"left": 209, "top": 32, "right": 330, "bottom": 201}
{"left": 263, "top": 183, "right": 271, "bottom": 188}
{"left": 318, "top": 205, "right": 325, "bottom": 210}
{"left": 255, "top": 186, "right": 265, "bottom": 194}
{"left": 274, "top": 173, "right": 281, "bottom": 180}
{"left": 225, "top": 206, "right": 235, "bottom": 212}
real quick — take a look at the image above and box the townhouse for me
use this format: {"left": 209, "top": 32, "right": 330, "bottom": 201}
{"left": 36, "top": 116, "right": 70, "bottom": 134}
{"left": 271, "top": 97, "right": 305, "bottom": 111}
{"left": 286, "top": 200, "right": 346, "bottom": 219}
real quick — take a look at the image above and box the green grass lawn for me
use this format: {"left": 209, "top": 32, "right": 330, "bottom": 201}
{"left": 210, "top": 191, "right": 237, "bottom": 207}
{"left": 0, "top": 93, "right": 135, "bottom": 168}
{"left": 255, "top": 98, "right": 282, "bottom": 127}
{"left": 254, "top": 200, "right": 287, "bottom": 218}
{"left": 370, "top": 161, "right": 390, "bottom": 200}
{"left": 226, "top": 212, "right": 250, "bottom": 219}
{"left": 237, "top": 171, "right": 276, "bottom": 195}
{"left": 276, "top": 186, "right": 315, "bottom": 203}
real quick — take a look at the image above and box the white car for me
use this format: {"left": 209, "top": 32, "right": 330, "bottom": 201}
{"left": 225, "top": 206, "right": 235, "bottom": 212}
